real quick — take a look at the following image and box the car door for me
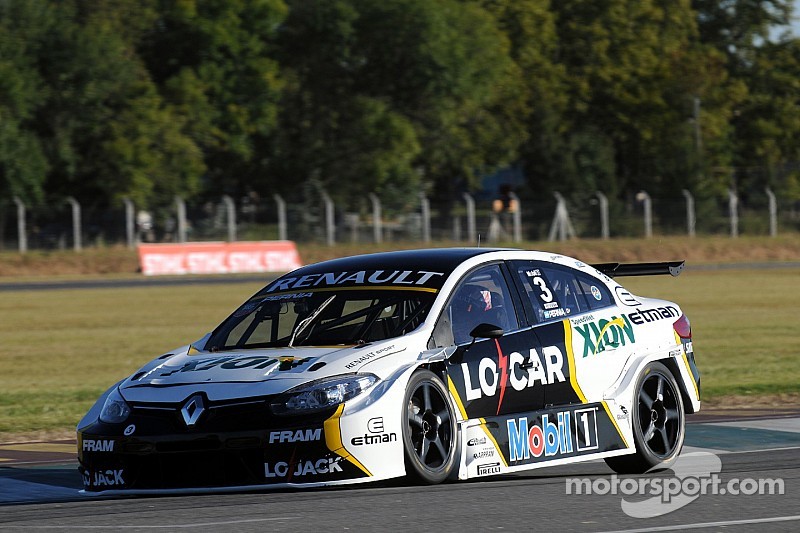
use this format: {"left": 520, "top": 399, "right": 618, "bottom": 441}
{"left": 508, "top": 260, "right": 625, "bottom": 407}
{"left": 436, "top": 263, "right": 559, "bottom": 420}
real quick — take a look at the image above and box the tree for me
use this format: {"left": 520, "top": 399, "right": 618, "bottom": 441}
{"left": 138, "top": 0, "right": 288, "bottom": 200}
{"left": 0, "top": 0, "right": 51, "bottom": 205}
{"left": 272, "top": 0, "right": 528, "bottom": 214}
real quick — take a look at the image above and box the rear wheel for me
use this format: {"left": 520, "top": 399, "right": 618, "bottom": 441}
{"left": 402, "top": 370, "right": 458, "bottom": 484}
{"left": 605, "top": 361, "right": 685, "bottom": 474}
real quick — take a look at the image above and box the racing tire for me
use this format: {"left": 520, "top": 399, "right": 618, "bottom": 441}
{"left": 402, "top": 369, "right": 458, "bottom": 484}
{"left": 605, "top": 361, "right": 686, "bottom": 474}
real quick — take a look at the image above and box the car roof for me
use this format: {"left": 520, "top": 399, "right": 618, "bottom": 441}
{"left": 260, "top": 248, "right": 512, "bottom": 293}
{"left": 288, "top": 248, "right": 509, "bottom": 276}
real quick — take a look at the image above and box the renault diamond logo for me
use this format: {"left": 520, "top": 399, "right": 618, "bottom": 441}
{"left": 181, "top": 394, "right": 205, "bottom": 426}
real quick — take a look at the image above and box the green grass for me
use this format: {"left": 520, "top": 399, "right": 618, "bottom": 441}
{"left": 0, "top": 268, "right": 798, "bottom": 438}
{"left": 622, "top": 268, "right": 800, "bottom": 397}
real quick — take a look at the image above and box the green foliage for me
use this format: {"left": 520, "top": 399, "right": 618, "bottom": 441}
{"left": 0, "top": 0, "right": 799, "bottom": 218}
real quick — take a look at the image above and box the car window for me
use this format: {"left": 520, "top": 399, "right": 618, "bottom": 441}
{"left": 433, "top": 264, "right": 520, "bottom": 346}
{"left": 513, "top": 262, "right": 612, "bottom": 323}
{"left": 206, "top": 289, "right": 434, "bottom": 349}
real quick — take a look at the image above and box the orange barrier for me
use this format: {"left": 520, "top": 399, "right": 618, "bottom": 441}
{"left": 138, "top": 241, "right": 302, "bottom": 276}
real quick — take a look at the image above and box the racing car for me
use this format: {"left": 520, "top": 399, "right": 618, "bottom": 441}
{"left": 78, "top": 248, "right": 700, "bottom": 492}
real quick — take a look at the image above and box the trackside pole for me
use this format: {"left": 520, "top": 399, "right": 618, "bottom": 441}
{"left": 66, "top": 196, "right": 82, "bottom": 251}
{"left": 273, "top": 194, "right": 287, "bottom": 241}
{"left": 682, "top": 189, "right": 696, "bottom": 237}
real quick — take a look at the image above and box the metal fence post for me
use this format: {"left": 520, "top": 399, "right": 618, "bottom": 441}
{"left": 273, "top": 194, "right": 287, "bottom": 240}
{"left": 368, "top": 193, "right": 382, "bottom": 243}
{"left": 66, "top": 196, "right": 82, "bottom": 251}
{"left": 636, "top": 191, "right": 652, "bottom": 238}
{"left": 123, "top": 197, "right": 135, "bottom": 248}
{"left": 462, "top": 192, "right": 476, "bottom": 244}
{"left": 508, "top": 192, "right": 522, "bottom": 243}
{"left": 681, "top": 189, "right": 696, "bottom": 237}
{"left": 728, "top": 189, "right": 739, "bottom": 238}
{"left": 321, "top": 191, "right": 335, "bottom": 245}
{"left": 766, "top": 187, "right": 777, "bottom": 237}
{"left": 222, "top": 195, "right": 236, "bottom": 242}
{"left": 595, "top": 191, "right": 609, "bottom": 240}
{"left": 548, "top": 192, "right": 576, "bottom": 241}
{"left": 175, "top": 196, "right": 187, "bottom": 243}
{"left": 12, "top": 196, "right": 27, "bottom": 253}
{"left": 420, "top": 193, "right": 431, "bottom": 243}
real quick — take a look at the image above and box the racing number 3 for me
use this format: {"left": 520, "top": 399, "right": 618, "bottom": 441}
{"left": 529, "top": 271, "right": 553, "bottom": 303}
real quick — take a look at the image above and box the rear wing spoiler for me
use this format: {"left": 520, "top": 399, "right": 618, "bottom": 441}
{"left": 590, "top": 261, "right": 685, "bottom": 278}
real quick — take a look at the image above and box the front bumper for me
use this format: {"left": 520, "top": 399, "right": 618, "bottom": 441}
{"left": 78, "top": 397, "right": 368, "bottom": 492}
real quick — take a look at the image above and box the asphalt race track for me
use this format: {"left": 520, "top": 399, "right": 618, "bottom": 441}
{"left": 1, "top": 412, "right": 799, "bottom": 532}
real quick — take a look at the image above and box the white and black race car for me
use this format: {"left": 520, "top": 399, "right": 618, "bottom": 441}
{"left": 78, "top": 248, "right": 700, "bottom": 493}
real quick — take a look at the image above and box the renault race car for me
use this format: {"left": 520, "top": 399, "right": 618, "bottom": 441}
{"left": 77, "top": 248, "right": 700, "bottom": 493}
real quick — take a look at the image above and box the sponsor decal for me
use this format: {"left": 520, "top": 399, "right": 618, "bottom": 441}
{"left": 82, "top": 439, "right": 114, "bottom": 452}
{"left": 615, "top": 286, "right": 641, "bottom": 306}
{"left": 123, "top": 424, "right": 136, "bottom": 436}
{"left": 472, "top": 448, "right": 495, "bottom": 459}
{"left": 683, "top": 340, "right": 693, "bottom": 354}
{"left": 617, "top": 405, "right": 629, "bottom": 421}
{"left": 626, "top": 306, "right": 679, "bottom": 325}
{"left": 264, "top": 457, "right": 343, "bottom": 478}
{"left": 467, "top": 436, "right": 487, "bottom": 447}
{"left": 159, "top": 355, "right": 310, "bottom": 377}
{"left": 351, "top": 417, "right": 397, "bottom": 446}
{"left": 543, "top": 308, "right": 568, "bottom": 319}
{"left": 477, "top": 462, "right": 502, "bottom": 476}
{"left": 461, "top": 342, "right": 566, "bottom": 414}
{"left": 574, "top": 307, "right": 679, "bottom": 358}
{"left": 345, "top": 345, "right": 396, "bottom": 370}
{"left": 269, "top": 428, "right": 322, "bottom": 444}
{"left": 84, "top": 469, "right": 125, "bottom": 488}
{"left": 266, "top": 270, "right": 445, "bottom": 292}
{"left": 590, "top": 286, "right": 602, "bottom": 301}
{"left": 574, "top": 316, "right": 635, "bottom": 358}
{"left": 507, "top": 412, "right": 574, "bottom": 462}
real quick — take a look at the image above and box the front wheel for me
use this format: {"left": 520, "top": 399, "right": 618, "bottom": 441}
{"left": 402, "top": 369, "right": 458, "bottom": 484}
{"left": 605, "top": 361, "right": 686, "bottom": 474}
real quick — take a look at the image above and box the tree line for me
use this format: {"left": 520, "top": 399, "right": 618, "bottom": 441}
{"left": 2, "top": 0, "right": 799, "bottom": 226}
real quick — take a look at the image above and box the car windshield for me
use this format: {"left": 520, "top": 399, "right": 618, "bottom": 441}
{"left": 205, "top": 289, "right": 436, "bottom": 350}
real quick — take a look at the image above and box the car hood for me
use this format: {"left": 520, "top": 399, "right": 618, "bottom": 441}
{"left": 119, "top": 341, "right": 405, "bottom": 398}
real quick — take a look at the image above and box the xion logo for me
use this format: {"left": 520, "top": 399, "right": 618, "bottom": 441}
{"left": 266, "top": 270, "right": 445, "bottom": 292}
{"left": 574, "top": 316, "right": 635, "bottom": 358}
{"left": 160, "top": 356, "right": 310, "bottom": 377}
{"left": 82, "top": 439, "right": 114, "bottom": 452}
{"left": 507, "top": 412, "right": 573, "bottom": 462}
{"left": 269, "top": 428, "right": 322, "bottom": 444}
{"left": 264, "top": 457, "right": 343, "bottom": 478}
{"left": 461, "top": 341, "right": 566, "bottom": 414}
{"left": 181, "top": 394, "right": 205, "bottom": 426}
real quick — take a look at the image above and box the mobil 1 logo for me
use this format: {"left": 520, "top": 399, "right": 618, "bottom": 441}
{"left": 506, "top": 405, "right": 600, "bottom": 464}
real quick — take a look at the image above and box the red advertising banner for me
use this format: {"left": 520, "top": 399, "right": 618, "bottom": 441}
{"left": 138, "top": 241, "right": 302, "bottom": 276}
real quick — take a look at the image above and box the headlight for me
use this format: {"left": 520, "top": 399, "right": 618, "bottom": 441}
{"left": 271, "top": 374, "right": 378, "bottom": 415}
{"left": 99, "top": 387, "right": 131, "bottom": 424}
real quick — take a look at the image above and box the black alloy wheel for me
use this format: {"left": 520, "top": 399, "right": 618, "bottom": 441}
{"left": 605, "top": 361, "right": 686, "bottom": 474}
{"left": 402, "top": 369, "right": 458, "bottom": 484}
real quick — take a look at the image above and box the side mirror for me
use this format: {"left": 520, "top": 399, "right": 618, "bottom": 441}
{"left": 469, "top": 323, "right": 504, "bottom": 339}
{"left": 447, "top": 323, "right": 504, "bottom": 364}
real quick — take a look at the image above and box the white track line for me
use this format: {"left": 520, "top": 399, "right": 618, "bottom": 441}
{"left": 597, "top": 514, "right": 800, "bottom": 532}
